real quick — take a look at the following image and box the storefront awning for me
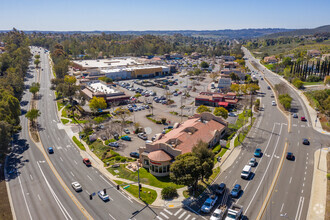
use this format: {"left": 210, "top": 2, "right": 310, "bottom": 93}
{"left": 218, "top": 102, "right": 229, "bottom": 107}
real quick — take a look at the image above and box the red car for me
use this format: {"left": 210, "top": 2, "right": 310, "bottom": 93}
{"left": 301, "top": 117, "right": 306, "bottom": 121}
{"left": 83, "top": 158, "right": 91, "bottom": 166}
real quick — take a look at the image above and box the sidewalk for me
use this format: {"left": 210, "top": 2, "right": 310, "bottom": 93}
{"left": 306, "top": 148, "right": 328, "bottom": 220}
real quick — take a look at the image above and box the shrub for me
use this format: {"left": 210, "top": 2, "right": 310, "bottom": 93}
{"left": 120, "top": 157, "right": 127, "bottom": 163}
{"left": 161, "top": 186, "right": 178, "bottom": 200}
{"left": 292, "top": 78, "right": 304, "bottom": 89}
{"left": 279, "top": 93, "right": 293, "bottom": 110}
{"left": 306, "top": 75, "right": 321, "bottom": 82}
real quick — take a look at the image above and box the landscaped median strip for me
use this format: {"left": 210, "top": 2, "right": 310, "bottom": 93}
{"left": 72, "top": 136, "right": 86, "bottom": 151}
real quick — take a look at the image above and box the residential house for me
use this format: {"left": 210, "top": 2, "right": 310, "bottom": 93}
{"left": 264, "top": 56, "right": 278, "bottom": 64}
{"left": 307, "top": 49, "right": 321, "bottom": 57}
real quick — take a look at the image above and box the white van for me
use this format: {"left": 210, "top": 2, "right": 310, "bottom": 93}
{"left": 241, "top": 165, "right": 251, "bottom": 179}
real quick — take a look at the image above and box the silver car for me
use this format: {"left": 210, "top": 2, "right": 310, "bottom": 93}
{"left": 71, "top": 182, "right": 82, "bottom": 192}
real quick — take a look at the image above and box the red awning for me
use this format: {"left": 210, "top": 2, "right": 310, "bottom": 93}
{"left": 218, "top": 102, "right": 229, "bottom": 107}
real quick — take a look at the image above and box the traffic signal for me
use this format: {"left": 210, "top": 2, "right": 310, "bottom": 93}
{"left": 89, "top": 194, "right": 93, "bottom": 200}
{"left": 103, "top": 188, "right": 106, "bottom": 194}
{"left": 117, "top": 185, "right": 120, "bottom": 190}
{"left": 139, "top": 184, "right": 142, "bottom": 191}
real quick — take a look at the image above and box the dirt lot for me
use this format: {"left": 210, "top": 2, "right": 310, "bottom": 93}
{"left": 0, "top": 156, "right": 13, "bottom": 220}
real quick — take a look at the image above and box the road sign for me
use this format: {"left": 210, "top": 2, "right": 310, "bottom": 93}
{"left": 92, "top": 192, "right": 96, "bottom": 196}
{"left": 123, "top": 185, "right": 130, "bottom": 189}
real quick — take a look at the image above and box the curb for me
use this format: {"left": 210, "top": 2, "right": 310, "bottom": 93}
{"left": 4, "top": 155, "right": 17, "bottom": 220}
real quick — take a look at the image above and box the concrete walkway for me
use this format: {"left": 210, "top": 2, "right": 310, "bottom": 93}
{"left": 307, "top": 148, "right": 328, "bottom": 220}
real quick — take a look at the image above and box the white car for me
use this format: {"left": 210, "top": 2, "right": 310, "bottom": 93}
{"left": 249, "top": 158, "right": 257, "bottom": 167}
{"left": 71, "top": 182, "right": 82, "bottom": 192}
{"left": 272, "top": 101, "right": 276, "bottom": 106}
{"left": 201, "top": 195, "right": 218, "bottom": 213}
{"left": 98, "top": 190, "right": 110, "bottom": 201}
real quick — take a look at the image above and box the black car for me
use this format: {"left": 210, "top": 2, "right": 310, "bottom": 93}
{"left": 216, "top": 183, "right": 226, "bottom": 195}
{"left": 114, "top": 133, "right": 119, "bottom": 140}
{"left": 302, "top": 139, "right": 310, "bottom": 145}
{"left": 130, "top": 152, "right": 140, "bottom": 158}
{"left": 286, "top": 152, "right": 294, "bottom": 160}
{"left": 267, "top": 86, "right": 271, "bottom": 90}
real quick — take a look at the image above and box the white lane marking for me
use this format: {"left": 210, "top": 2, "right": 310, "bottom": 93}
{"left": 304, "top": 177, "right": 306, "bottom": 181}
{"left": 37, "top": 194, "right": 41, "bottom": 201}
{"left": 37, "top": 162, "right": 72, "bottom": 220}
{"left": 305, "top": 166, "right": 307, "bottom": 170}
{"left": 178, "top": 211, "right": 187, "bottom": 219}
{"left": 305, "top": 171, "right": 307, "bottom": 175}
{"left": 108, "top": 213, "right": 116, "bottom": 220}
{"left": 99, "top": 175, "right": 133, "bottom": 203}
{"left": 30, "top": 174, "right": 33, "bottom": 181}
{"left": 233, "top": 179, "right": 237, "bottom": 186}
{"left": 18, "top": 175, "right": 33, "bottom": 220}
{"left": 306, "top": 161, "right": 308, "bottom": 165}
{"left": 160, "top": 212, "right": 169, "bottom": 219}
{"left": 293, "top": 124, "right": 297, "bottom": 127}
{"left": 74, "top": 160, "right": 77, "bottom": 165}
{"left": 289, "top": 177, "right": 292, "bottom": 184}
{"left": 184, "top": 214, "right": 191, "bottom": 220}
{"left": 235, "top": 161, "right": 238, "bottom": 164}
{"left": 64, "top": 148, "right": 67, "bottom": 151}
{"left": 280, "top": 203, "right": 284, "bottom": 212}
{"left": 60, "top": 157, "right": 63, "bottom": 162}
{"left": 303, "top": 183, "right": 305, "bottom": 187}
{"left": 70, "top": 171, "right": 74, "bottom": 177}
{"left": 225, "top": 176, "right": 227, "bottom": 179}
{"left": 164, "top": 209, "right": 173, "bottom": 215}
{"left": 99, "top": 175, "right": 112, "bottom": 186}
{"left": 85, "top": 190, "right": 90, "bottom": 195}
{"left": 174, "top": 208, "right": 182, "bottom": 216}
{"left": 229, "top": 170, "right": 232, "bottom": 174}
{"left": 244, "top": 123, "right": 282, "bottom": 212}
{"left": 156, "top": 216, "right": 163, "bottom": 220}
{"left": 298, "top": 130, "right": 300, "bottom": 134}
{"left": 297, "top": 142, "right": 299, "bottom": 146}
{"left": 302, "top": 190, "right": 304, "bottom": 193}
{"left": 301, "top": 125, "right": 305, "bottom": 128}
{"left": 87, "top": 175, "right": 92, "bottom": 181}
{"left": 295, "top": 196, "right": 304, "bottom": 220}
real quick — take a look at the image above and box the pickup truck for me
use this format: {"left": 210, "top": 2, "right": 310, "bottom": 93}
{"left": 225, "top": 203, "right": 243, "bottom": 220}
{"left": 210, "top": 205, "right": 227, "bottom": 220}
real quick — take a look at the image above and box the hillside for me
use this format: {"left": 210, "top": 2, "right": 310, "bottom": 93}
{"left": 263, "top": 25, "right": 330, "bottom": 38}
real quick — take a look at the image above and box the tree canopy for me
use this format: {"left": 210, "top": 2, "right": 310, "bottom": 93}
{"left": 213, "top": 107, "right": 228, "bottom": 119}
{"left": 89, "top": 97, "right": 107, "bottom": 113}
{"left": 196, "top": 105, "right": 211, "bottom": 113}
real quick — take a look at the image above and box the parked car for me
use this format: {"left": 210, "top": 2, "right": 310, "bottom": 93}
{"left": 121, "top": 136, "right": 131, "bottom": 141}
{"left": 216, "top": 183, "right": 226, "bottom": 195}
{"left": 101, "top": 135, "right": 107, "bottom": 141}
{"left": 249, "top": 158, "right": 257, "bottom": 167}
{"left": 113, "top": 133, "right": 119, "bottom": 140}
{"left": 254, "top": 148, "right": 262, "bottom": 157}
{"left": 130, "top": 152, "right": 140, "bottom": 158}
{"left": 98, "top": 190, "right": 110, "bottom": 201}
{"left": 228, "top": 112, "right": 237, "bottom": 117}
{"left": 108, "top": 142, "right": 119, "bottom": 147}
{"left": 301, "top": 116, "right": 307, "bottom": 121}
{"left": 48, "top": 147, "right": 54, "bottom": 154}
{"left": 286, "top": 152, "right": 294, "bottom": 160}
{"left": 83, "top": 158, "right": 91, "bottom": 166}
{"left": 201, "top": 195, "right": 218, "bottom": 213}
{"left": 302, "top": 138, "right": 310, "bottom": 145}
{"left": 71, "top": 182, "right": 82, "bottom": 192}
{"left": 138, "top": 133, "right": 147, "bottom": 140}
{"left": 230, "top": 184, "right": 241, "bottom": 198}
{"left": 293, "top": 113, "right": 298, "bottom": 118}
{"left": 124, "top": 128, "right": 130, "bottom": 134}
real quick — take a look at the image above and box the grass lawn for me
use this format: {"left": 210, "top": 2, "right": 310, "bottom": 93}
{"left": 61, "top": 119, "right": 70, "bottom": 124}
{"left": 302, "top": 81, "right": 323, "bottom": 86}
{"left": 183, "top": 184, "right": 206, "bottom": 199}
{"left": 71, "top": 118, "right": 88, "bottom": 124}
{"left": 72, "top": 136, "right": 86, "bottom": 151}
{"left": 229, "top": 109, "right": 252, "bottom": 131}
{"left": 108, "top": 165, "right": 184, "bottom": 189}
{"left": 207, "top": 167, "right": 220, "bottom": 184}
{"left": 114, "top": 180, "right": 157, "bottom": 205}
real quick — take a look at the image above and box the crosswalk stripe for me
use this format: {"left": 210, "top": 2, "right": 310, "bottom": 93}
{"left": 191, "top": 218, "right": 196, "bottom": 220}
{"left": 156, "top": 216, "right": 163, "bottom": 220}
{"left": 164, "top": 209, "right": 173, "bottom": 215}
{"left": 178, "top": 211, "right": 187, "bottom": 219}
{"left": 160, "top": 212, "right": 169, "bottom": 219}
{"left": 174, "top": 208, "right": 182, "bottom": 216}
{"left": 184, "top": 214, "right": 191, "bottom": 220}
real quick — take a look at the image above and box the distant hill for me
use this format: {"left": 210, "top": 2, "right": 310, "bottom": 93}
{"left": 263, "top": 25, "right": 330, "bottom": 38}
{"left": 0, "top": 28, "right": 294, "bottom": 39}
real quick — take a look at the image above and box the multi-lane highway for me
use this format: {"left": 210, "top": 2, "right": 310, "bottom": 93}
{"left": 243, "top": 47, "right": 329, "bottom": 220}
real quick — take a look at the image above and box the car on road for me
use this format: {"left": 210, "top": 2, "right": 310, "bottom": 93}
{"left": 271, "top": 94, "right": 275, "bottom": 98}
{"left": 267, "top": 86, "right": 271, "bottom": 90}
{"left": 48, "top": 147, "right": 54, "bottom": 154}
{"left": 124, "top": 128, "right": 130, "bottom": 134}
{"left": 249, "top": 158, "right": 257, "bottom": 167}
{"left": 302, "top": 138, "right": 310, "bottom": 145}
{"left": 293, "top": 113, "right": 298, "bottom": 118}
{"left": 201, "top": 195, "right": 218, "bottom": 213}
{"left": 129, "top": 152, "right": 140, "bottom": 158}
{"left": 108, "top": 142, "right": 119, "bottom": 147}
{"left": 286, "top": 152, "right": 294, "bottom": 160}
{"left": 210, "top": 206, "right": 227, "bottom": 220}
{"left": 254, "top": 148, "right": 262, "bottom": 157}
{"left": 98, "top": 190, "right": 110, "bottom": 201}
{"left": 230, "top": 184, "right": 241, "bottom": 198}
{"left": 216, "top": 183, "right": 226, "bottom": 195}
{"left": 301, "top": 116, "right": 307, "bottom": 121}
{"left": 121, "top": 136, "right": 131, "bottom": 141}
{"left": 83, "top": 158, "right": 91, "bottom": 166}
{"left": 71, "top": 182, "right": 82, "bottom": 192}
{"left": 272, "top": 101, "right": 276, "bottom": 106}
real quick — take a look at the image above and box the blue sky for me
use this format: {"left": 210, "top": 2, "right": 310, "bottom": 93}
{"left": 1, "top": 0, "right": 329, "bottom": 31}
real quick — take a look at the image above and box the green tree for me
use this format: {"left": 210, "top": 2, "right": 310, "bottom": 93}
{"left": 254, "top": 99, "right": 260, "bottom": 110}
{"left": 200, "top": 61, "right": 209, "bottom": 69}
{"left": 193, "top": 68, "right": 202, "bottom": 76}
{"left": 99, "top": 76, "right": 113, "bottom": 83}
{"left": 94, "top": 116, "right": 105, "bottom": 124}
{"left": 34, "top": 54, "right": 40, "bottom": 59}
{"left": 161, "top": 187, "right": 178, "bottom": 200}
{"left": 25, "top": 108, "right": 41, "bottom": 128}
{"left": 192, "top": 141, "right": 215, "bottom": 181}
{"left": 230, "top": 84, "right": 240, "bottom": 93}
{"left": 278, "top": 94, "right": 293, "bottom": 110}
{"left": 34, "top": 59, "right": 41, "bottom": 68}
{"left": 29, "top": 82, "right": 40, "bottom": 99}
{"left": 213, "top": 107, "right": 228, "bottom": 119}
{"left": 89, "top": 97, "right": 107, "bottom": 113}
{"left": 196, "top": 105, "right": 211, "bottom": 113}
{"left": 114, "top": 107, "right": 131, "bottom": 133}
{"left": 292, "top": 78, "right": 304, "bottom": 89}
{"left": 170, "top": 153, "right": 202, "bottom": 190}
{"left": 0, "top": 121, "right": 12, "bottom": 154}
{"left": 230, "top": 72, "right": 240, "bottom": 82}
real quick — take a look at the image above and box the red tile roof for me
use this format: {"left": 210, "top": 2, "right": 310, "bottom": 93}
{"left": 148, "top": 150, "right": 172, "bottom": 162}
